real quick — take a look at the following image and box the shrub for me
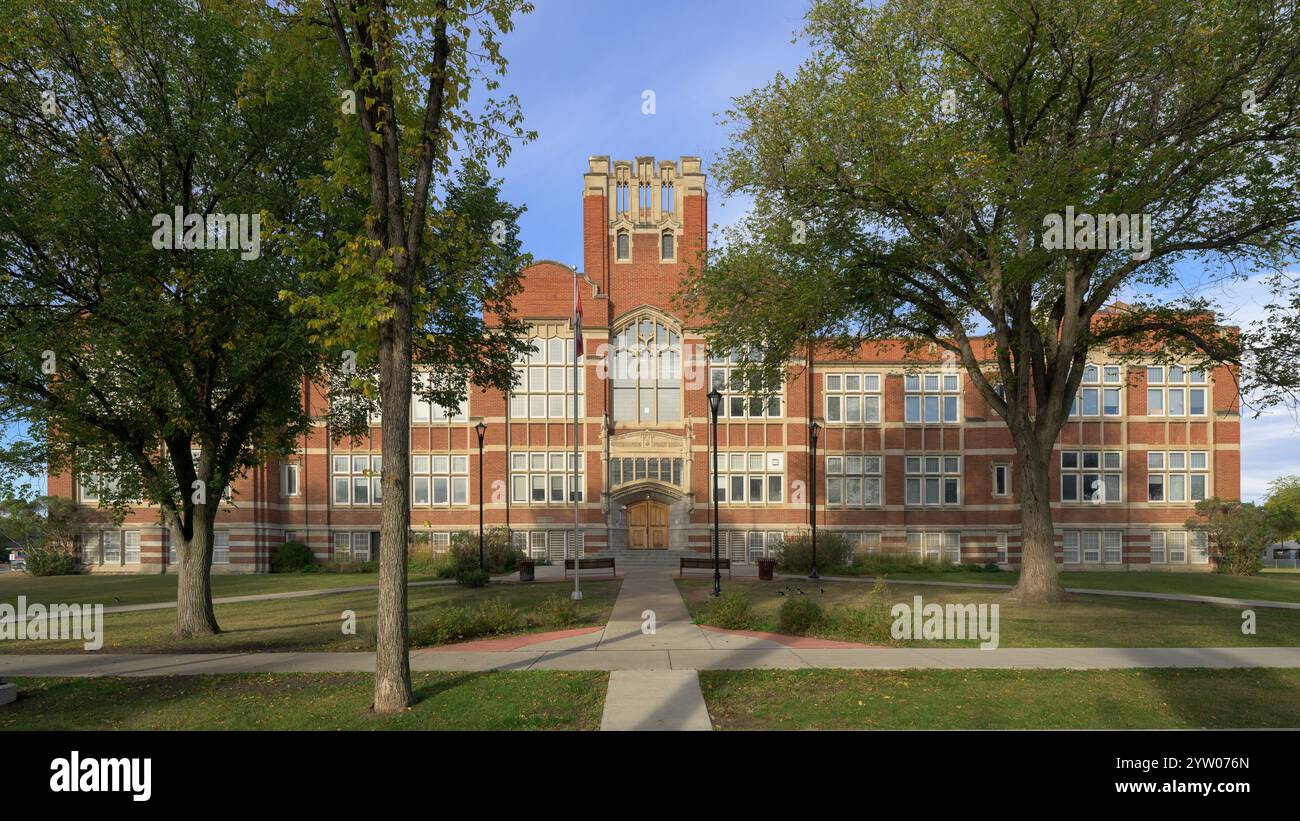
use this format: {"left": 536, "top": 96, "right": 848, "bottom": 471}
{"left": 476, "top": 597, "right": 525, "bottom": 635}
{"left": 415, "top": 605, "right": 478, "bottom": 645}
{"left": 447, "top": 528, "right": 523, "bottom": 576}
{"left": 530, "top": 593, "right": 581, "bottom": 628}
{"left": 24, "top": 544, "right": 78, "bottom": 576}
{"left": 827, "top": 580, "right": 896, "bottom": 644}
{"left": 269, "top": 540, "right": 316, "bottom": 573}
{"left": 455, "top": 567, "right": 490, "bottom": 588}
{"left": 773, "top": 532, "right": 853, "bottom": 573}
{"left": 777, "top": 596, "right": 824, "bottom": 635}
{"left": 408, "top": 551, "right": 454, "bottom": 577}
{"left": 703, "top": 590, "right": 753, "bottom": 629}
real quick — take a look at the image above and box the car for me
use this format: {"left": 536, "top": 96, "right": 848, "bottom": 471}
{"left": 8, "top": 550, "right": 26, "bottom": 571}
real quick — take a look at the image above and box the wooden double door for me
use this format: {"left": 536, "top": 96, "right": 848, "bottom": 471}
{"left": 627, "top": 500, "right": 669, "bottom": 550}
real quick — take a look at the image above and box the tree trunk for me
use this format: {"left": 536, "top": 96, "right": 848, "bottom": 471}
{"left": 373, "top": 294, "right": 414, "bottom": 713}
{"left": 1010, "top": 442, "right": 1066, "bottom": 604}
{"left": 172, "top": 511, "right": 219, "bottom": 637}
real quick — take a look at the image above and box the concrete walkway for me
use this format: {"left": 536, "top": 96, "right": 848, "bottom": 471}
{"left": 600, "top": 670, "right": 711, "bottom": 731}
{"left": 6, "top": 646, "right": 1300, "bottom": 676}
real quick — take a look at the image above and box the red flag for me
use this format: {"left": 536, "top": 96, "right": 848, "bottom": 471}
{"left": 573, "top": 279, "right": 584, "bottom": 357}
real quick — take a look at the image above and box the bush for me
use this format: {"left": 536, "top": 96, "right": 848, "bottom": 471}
{"left": 773, "top": 532, "right": 853, "bottom": 573}
{"left": 316, "top": 559, "right": 377, "bottom": 574}
{"left": 24, "top": 545, "right": 79, "bottom": 576}
{"left": 416, "top": 605, "right": 478, "bottom": 645}
{"left": 455, "top": 567, "right": 490, "bottom": 588}
{"left": 847, "top": 553, "right": 990, "bottom": 575}
{"left": 408, "top": 551, "right": 454, "bottom": 577}
{"left": 703, "top": 590, "right": 753, "bottom": 629}
{"left": 476, "top": 597, "right": 525, "bottom": 635}
{"left": 826, "top": 580, "right": 896, "bottom": 644}
{"left": 269, "top": 541, "right": 316, "bottom": 573}
{"left": 530, "top": 593, "right": 581, "bottom": 628}
{"left": 445, "top": 528, "right": 524, "bottom": 577}
{"left": 778, "top": 596, "right": 824, "bottom": 635}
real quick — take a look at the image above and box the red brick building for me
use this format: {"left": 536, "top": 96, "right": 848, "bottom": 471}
{"left": 53, "top": 155, "right": 1240, "bottom": 573}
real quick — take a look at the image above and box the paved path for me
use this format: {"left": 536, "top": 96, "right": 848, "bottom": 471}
{"left": 599, "top": 670, "right": 711, "bottom": 731}
{"left": 789, "top": 573, "right": 1300, "bottom": 611}
{"left": 6, "top": 646, "right": 1300, "bottom": 676}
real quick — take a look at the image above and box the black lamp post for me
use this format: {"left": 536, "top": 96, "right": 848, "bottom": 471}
{"left": 707, "top": 386, "right": 723, "bottom": 597}
{"left": 475, "top": 419, "right": 487, "bottom": 573}
{"left": 808, "top": 418, "right": 821, "bottom": 580}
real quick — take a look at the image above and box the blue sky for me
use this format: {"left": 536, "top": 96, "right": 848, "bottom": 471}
{"left": 7, "top": 0, "right": 1296, "bottom": 500}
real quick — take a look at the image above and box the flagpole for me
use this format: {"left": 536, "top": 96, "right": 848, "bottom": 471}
{"left": 572, "top": 274, "right": 583, "bottom": 601}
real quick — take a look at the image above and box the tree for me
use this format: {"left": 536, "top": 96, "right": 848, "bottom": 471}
{"left": 0, "top": 495, "right": 86, "bottom": 557}
{"left": 284, "top": 0, "right": 533, "bottom": 713}
{"left": 683, "top": 0, "right": 1300, "bottom": 602}
{"left": 1263, "top": 475, "right": 1300, "bottom": 543}
{"left": 0, "top": 0, "right": 339, "bottom": 633}
{"left": 1187, "top": 497, "right": 1295, "bottom": 575}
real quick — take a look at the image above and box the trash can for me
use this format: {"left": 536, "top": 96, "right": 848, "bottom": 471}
{"left": 518, "top": 559, "right": 535, "bottom": 582}
{"left": 757, "top": 557, "right": 776, "bottom": 581}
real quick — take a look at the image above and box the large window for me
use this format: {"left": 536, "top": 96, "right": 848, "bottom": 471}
{"left": 908, "top": 531, "right": 961, "bottom": 563}
{"left": 1060, "top": 450, "right": 1122, "bottom": 503}
{"left": 332, "top": 454, "right": 381, "bottom": 506}
{"left": 1150, "top": 530, "right": 1210, "bottom": 565}
{"left": 612, "top": 317, "right": 681, "bottom": 422}
{"left": 904, "top": 373, "right": 960, "bottom": 423}
{"left": 80, "top": 529, "right": 141, "bottom": 566}
{"left": 1062, "top": 529, "right": 1123, "bottom": 564}
{"left": 510, "top": 337, "right": 582, "bottom": 420}
{"left": 1147, "top": 450, "right": 1209, "bottom": 503}
{"left": 825, "top": 455, "right": 883, "bottom": 507}
{"left": 825, "top": 373, "right": 882, "bottom": 424}
{"left": 332, "top": 531, "right": 373, "bottom": 562}
{"left": 904, "top": 455, "right": 961, "bottom": 506}
{"left": 714, "top": 452, "right": 784, "bottom": 504}
{"left": 609, "top": 456, "right": 683, "bottom": 488}
{"left": 412, "top": 454, "right": 469, "bottom": 506}
{"left": 510, "top": 452, "right": 584, "bottom": 504}
{"left": 1147, "top": 364, "right": 1208, "bottom": 417}
{"left": 412, "top": 372, "right": 468, "bottom": 423}
{"left": 1070, "top": 364, "right": 1123, "bottom": 417}
{"left": 709, "top": 352, "right": 782, "bottom": 419}
{"left": 78, "top": 473, "right": 120, "bottom": 504}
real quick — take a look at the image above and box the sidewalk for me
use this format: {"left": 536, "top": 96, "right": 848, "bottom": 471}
{"left": 5, "top": 646, "right": 1300, "bottom": 676}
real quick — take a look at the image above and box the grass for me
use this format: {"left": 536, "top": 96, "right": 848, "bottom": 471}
{"left": 0, "top": 672, "right": 606, "bottom": 730}
{"left": 0, "top": 579, "right": 620, "bottom": 654}
{"left": 812, "top": 564, "right": 1300, "bottom": 604}
{"left": 678, "top": 578, "right": 1300, "bottom": 647}
{"left": 0, "top": 569, "right": 446, "bottom": 609}
{"left": 699, "top": 668, "right": 1300, "bottom": 729}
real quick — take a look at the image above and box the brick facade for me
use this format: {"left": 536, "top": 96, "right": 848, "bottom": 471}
{"left": 53, "top": 155, "right": 1240, "bottom": 573}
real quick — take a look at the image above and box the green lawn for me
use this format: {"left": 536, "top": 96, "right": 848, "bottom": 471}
{"left": 811, "top": 567, "right": 1300, "bottom": 604}
{"left": 0, "top": 579, "right": 620, "bottom": 654}
{"left": 0, "top": 570, "right": 445, "bottom": 609}
{"left": 679, "top": 578, "right": 1300, "bottom": 647}
{"left": 699, "top": 668, "right": 1300, "bottom": 729}
{"left": 0, "top": 672, "right": 606, "bottom": 730}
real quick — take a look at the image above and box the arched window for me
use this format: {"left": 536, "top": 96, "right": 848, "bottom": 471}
{"left": 611, "top": 316, "right": 681, "bottom": 423}
{"left": 660, "top": 230, "right": 674, "bottom": 260}
{"left": 616, "top": 231, "right": 630, "bottom": 260}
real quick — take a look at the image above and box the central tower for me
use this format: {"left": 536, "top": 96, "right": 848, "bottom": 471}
{"left": 582, "top": 155, "right": 707, "bottom": 322}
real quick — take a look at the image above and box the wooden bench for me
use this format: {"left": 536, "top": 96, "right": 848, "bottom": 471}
{"left": 680, "top": 556, "right": 731, "bottom": 578}
{"left": 564, "top": 557, "right": 616, "bottom": 579}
